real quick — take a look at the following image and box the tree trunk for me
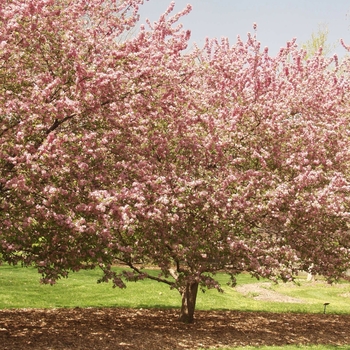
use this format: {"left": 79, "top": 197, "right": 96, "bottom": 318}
{"left": 306, "top": 273, "right": 315, "bottom": 282}
{"left": 306, "top": 263, "right": 315, "bottom": 282}
{"left": 178, "top": 282, "right": 199, "bottom": 323}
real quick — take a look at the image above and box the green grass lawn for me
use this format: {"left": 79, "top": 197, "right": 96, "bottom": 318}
{"left": 0, "top": 264, "right": 350, "bottom": 316}
{"left": 1, "top": 265, "right": 350, "bottom": 350}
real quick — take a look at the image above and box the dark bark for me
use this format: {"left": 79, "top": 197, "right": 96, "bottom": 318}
{"left": 178, "top": 282, "right": 199, "bottom": 323}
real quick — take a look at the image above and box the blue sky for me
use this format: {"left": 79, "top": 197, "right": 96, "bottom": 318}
{"left": 138, "top": 0, "right": 350, "bottom": 56}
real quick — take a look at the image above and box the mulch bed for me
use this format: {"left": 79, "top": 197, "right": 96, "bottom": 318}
{"left": 0, "top": 308, "right": 349, "bottom": 349}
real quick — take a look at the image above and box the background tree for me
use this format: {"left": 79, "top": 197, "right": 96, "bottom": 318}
{"left": 1, "top": 1, "right": 350, "bottom": 324}
{"left": 301, "top": 23, "right": 337, "bottom": 59}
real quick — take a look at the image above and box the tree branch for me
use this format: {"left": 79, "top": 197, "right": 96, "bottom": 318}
{"left": 126, "top": 260, "right": 174, "bottom": 286}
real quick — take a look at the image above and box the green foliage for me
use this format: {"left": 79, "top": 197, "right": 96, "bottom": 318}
{"left": 301, "top": 23, "right": 337, "bottom": 58}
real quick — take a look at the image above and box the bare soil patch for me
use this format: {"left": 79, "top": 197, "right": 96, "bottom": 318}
{"left": 0, "top": 308, "right": 349, "bottom": 349}
{"left": 236, "top": 282, "right": 304, "bottom": 303}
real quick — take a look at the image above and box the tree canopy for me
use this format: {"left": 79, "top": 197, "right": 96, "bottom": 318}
{"left": 1, "top": 0, "right": 350, "bottom": 323}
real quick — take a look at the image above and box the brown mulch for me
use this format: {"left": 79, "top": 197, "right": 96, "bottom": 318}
{"left": 0, "top": 308, "right": 349, "bottom": 349}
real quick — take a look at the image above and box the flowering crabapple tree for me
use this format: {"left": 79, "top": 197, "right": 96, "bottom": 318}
{"left": 1, "top": 0, "right": 350, "bottom": 323}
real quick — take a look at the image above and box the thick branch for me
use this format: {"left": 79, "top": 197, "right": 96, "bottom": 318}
{"left": 45, "top": 114, "right": 76, "bottom": 135}
{"left": 126, "top": 261, "right": 174, "bottom": 287}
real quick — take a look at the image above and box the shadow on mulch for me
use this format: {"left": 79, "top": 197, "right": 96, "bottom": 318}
{"left": 0, "top": 308, "right": 349, "bottom": 349}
